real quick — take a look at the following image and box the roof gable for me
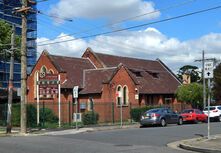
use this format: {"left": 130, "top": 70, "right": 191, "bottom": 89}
{"left": 48, "top": 54, "right": 95, "bottom": 88}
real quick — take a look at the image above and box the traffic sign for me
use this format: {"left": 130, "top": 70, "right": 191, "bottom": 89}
{"left": 73, "top": 86, "right": 79, "bottom": 98}
{"left": 204, "top": 61, "right": 214, "bottom": 79}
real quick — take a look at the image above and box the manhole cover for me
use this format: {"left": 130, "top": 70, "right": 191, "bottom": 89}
{"left": 115, "top": 144, "right": 133, "bottom": 147}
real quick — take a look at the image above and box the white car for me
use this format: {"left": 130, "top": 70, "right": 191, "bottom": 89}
{"left": 203, "top": 106, "right": 221, "bottom": 122}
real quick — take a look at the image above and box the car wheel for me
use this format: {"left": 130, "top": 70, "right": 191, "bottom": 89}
{"left": 219, "top": 116, "right": 221, "bottom": 122}
{"left": 194, "top": 119, "right": 198, "bottom": 124}
{"left": 204, "top": 117, "right": 208, "bottom": 123}
{"left": 178, "top": 117, "right": 183, "bottom": 125}
{"left": 160, "top": 118, "right": 167, "bottom": 127}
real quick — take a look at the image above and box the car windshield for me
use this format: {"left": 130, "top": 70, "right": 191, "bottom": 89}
{"left": 182, "top": 109, "right": 194, "bottom": 113}
{"left": 204, "top": 107, "right": 216, "bottom": 111}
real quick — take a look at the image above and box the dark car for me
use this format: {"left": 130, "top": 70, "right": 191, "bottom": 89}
{"left": 140, "top": 108, "right": 183, "bottom": 127}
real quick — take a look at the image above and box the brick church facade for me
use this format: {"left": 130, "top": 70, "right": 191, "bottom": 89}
{"left": 27, "top": 47, "right": 183, "bottom": 123}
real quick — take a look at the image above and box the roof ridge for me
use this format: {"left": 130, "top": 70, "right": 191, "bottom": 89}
{"left": 50, "top": 54, "right": 88, "bottom": 60}
{"left": 94, "top": 52, "right": 157, "bottom": 62}
{"left": 84, "top": 67, "right": 117, "bottom": 72}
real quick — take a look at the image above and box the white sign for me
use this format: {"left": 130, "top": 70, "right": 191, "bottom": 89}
{"left": 73, "top": 86, "right": 79, "bottom": 98}
{"left": 73, "top": 113, "right": 82, "bottom": 122}
{"left": 204, "top": 62, "right": 214, "bottom": 79}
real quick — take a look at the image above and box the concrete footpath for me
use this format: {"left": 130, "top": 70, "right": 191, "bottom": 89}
{"left": 38, "top": 124, "right": 140, "bottom": 136}
{"left": 168, "top": 134, "right": 221, "bottom": 153}
{"left": 0, "top": 124, "right": 139, "bottom": 136}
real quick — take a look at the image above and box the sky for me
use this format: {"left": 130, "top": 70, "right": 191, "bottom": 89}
{"left": 36, "top": 0, "right": 221, "bottom": 73}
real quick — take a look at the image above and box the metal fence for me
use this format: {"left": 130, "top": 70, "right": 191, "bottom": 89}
{"left": 0, "top": 102, "right": 191, "bottom": 130}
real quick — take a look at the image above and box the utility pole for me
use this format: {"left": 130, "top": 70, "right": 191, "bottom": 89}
{"left": 6, "top": 25, "right": 15, "bottom": 134}
{"left": 202, "top": 51, "right": 206, "bottom": 109}
{"left": 18, "top": 0, "right": 29, "bottom": 134}
{"left": 195, "top": 51, "right": 219, "bottom": 109}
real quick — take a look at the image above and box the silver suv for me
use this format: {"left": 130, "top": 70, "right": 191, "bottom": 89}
{"left": 203, "top": 106, "right": 221, "bottom": 122}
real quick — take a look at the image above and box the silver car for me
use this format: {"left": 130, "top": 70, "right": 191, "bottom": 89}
{"left": 140, "top": 108, "right": 183, "bottom": 127}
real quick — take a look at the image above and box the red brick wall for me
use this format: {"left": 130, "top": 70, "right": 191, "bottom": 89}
{"left": 82, "top": 49, "right": 104, "bottom": 68}
{"left": 27, "top": 52, "right": 73, "bottom": 123}
{"left": 77, "top": 66, "right": 138, "bottom": 122}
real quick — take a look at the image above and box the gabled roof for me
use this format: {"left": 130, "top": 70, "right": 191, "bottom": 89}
{"left": 94, "top": 52, "right": 164, "bottom": 71}
{"left": 48, "top": 54, "right": 95, "bottom": 88}
{"left": 80, "top": 64, "right": 140, "bottom": 94}
{"left": 80, "top": 67, "right": 116, "bottom": 94}
{"left": 91, "top": 51, "right": 181, "bottom": 94}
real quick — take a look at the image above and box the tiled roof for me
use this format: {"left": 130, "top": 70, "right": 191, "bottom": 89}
{"left": 94, "top": 52, "right": 181, "bottom": 94}
{"left": 80, "top": 68, "right": 116, "bottom": 94}
{"left": 48, "top": 54, "right": 95, "bottom": 88}
{"left": 95, "top": 52, "right": 164, "bottom": 71}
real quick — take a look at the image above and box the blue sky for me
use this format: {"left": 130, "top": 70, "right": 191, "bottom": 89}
{"left": 36, "top": 0, "right": 221, "bottom": 72}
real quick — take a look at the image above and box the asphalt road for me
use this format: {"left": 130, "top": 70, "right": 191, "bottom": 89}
{"left": 0, "top": 122, "right": 220, "bottom": 153}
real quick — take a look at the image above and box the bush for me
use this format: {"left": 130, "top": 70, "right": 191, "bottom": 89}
{"left": 11, "top": 104, "right": 58, "bottom": 127}
{"left": 12, "top": 104, "right": 37, "bottom": 127}
{"left": 82, "top": 111, "right": 99, "bottom": 125}
{"left": 130, "top": 106, "right": 159, "bottom": 122}
{"left": 40, "top": 108, "right": 58, "bottom": 124}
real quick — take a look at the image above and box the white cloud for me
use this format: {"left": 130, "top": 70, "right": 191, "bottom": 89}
{"left": 37, "top": 28, "right": 221, "bottom": 72}
{"left": 50, "top": 0, "right": 160, "bottom": 22}
{"left": 37, "top": 33, "right": 87, "bottom": 57}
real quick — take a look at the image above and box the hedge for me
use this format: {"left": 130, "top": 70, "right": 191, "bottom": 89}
{"left": 12, "top": 104, "right": 58, "bottom": 127}
{"left": 130, "top": 106, "right": 160, "bottom": 122}
{"left": 82, "top": 111, "right": 99, "bottom": 125}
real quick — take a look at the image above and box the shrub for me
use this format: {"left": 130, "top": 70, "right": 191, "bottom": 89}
{"left": 40, "top": 108, "right": 58, "bottom": 124}
{"left": 130, "top": 106, "right": 159, "bottom": 122}
{"left": 12, "top": 104, "right": 37, "bottom": 127}
{"left": 12, "top": 104, "right": 58, "bottom": 127}
{"left": 82, "top": 111, "right": 99, "bottom": 125}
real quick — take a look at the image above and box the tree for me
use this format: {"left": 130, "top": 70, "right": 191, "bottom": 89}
{"left": 176, "top": 83, "right": 203, "bottom": 109}
{"left": 177, "top": 65, "right": 200, "bottom": 83}
{"left": 0, "top": 20, "right": 21, "bottom": 62}
{"left": 213, "top": 63, "right": 221, "bottom": 101}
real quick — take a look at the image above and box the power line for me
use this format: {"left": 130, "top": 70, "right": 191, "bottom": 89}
{"left": 38, "top": 4, "right": 221, "bottom": 46}
{"left": 38, "top": 11, "right": 73, "bottom": 22}
{"left": 37, "top": 0, "right": 197, "bottom": 44}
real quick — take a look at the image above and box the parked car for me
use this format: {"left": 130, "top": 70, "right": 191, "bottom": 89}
{"left": 203, "top": 106, "right": 221, "bottom": 122}
{"left": 140, "top": 108, "right": 183, "bottom": 127}
{"left": 181, "top": 109, "right": 207, "bottom": 123}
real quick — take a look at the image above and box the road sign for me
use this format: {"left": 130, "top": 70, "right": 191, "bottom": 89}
{"left": 73, "top": 86, "right": 79, "bottom": 98}
{"left": 204, "top": 61, "right": 214, "bottom": 79}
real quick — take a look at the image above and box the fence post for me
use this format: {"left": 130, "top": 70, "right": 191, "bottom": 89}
{"left": 42, "top": 101, "right": 45, "bottom": 128}
{"left": 69, "top": 101, "right": 71, "bottom": 126}
{"left": 130, "top": 103, "right": 132, "bottom": 123}
{"left": 112, "top": 102, "right": 115, "bottom": 124}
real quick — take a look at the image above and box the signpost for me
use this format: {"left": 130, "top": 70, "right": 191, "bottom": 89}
{"left": 204, "top": 61, "right": 214, "bottom": 139}
{"left": 37, "top": 73, "right": 60, "bottom": 126}
{"left": 73, "top": 86, "right": 79, "bottom": 130}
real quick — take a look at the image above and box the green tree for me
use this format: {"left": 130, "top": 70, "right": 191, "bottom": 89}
{"left": 177, "top": 65, "right": 200, "bottom": 83}
{"left": 176, "top": 83, "right": 203, "bottom": 109}
{"left": 213, "top": 63, "right": 221, "bottom": 102}
{"left": 0, "top": 20, "right": 21, "bottom": 62}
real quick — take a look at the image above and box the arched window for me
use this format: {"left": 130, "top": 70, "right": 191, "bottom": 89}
{"left": 49, "top": 69, "right": 54, "bottom": 74}
{"left": 123, "top": 86, "right": 129, "bottom": 105}
{"left": 116, "top": 85, "right": 122, "bottom": 106}
{"left": 40, "top": 66, "right": 47, "bottom": 78}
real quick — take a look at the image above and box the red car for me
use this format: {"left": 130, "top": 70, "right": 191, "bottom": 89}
{"left": 181, "top": 109, "right": 207, "bottom": 123}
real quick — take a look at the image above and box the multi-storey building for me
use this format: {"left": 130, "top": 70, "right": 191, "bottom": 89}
{"left": 0, "top": 0, "right": 37, "bottom": 74}
{"left": 0, "top": 61, "right": 21, "bottom": 88}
